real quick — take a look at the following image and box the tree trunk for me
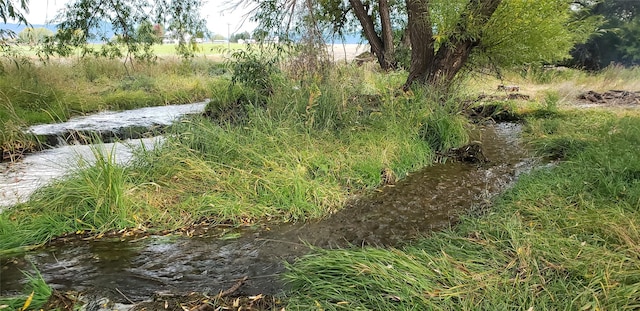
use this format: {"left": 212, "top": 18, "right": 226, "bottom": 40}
{"left": 403, "top": 0, "right": 502, "bottom": 90}
{"left": 379, "top": 0, "right": 396, "bottom": 68}
{"left": 349, "top": 0, "right": 396, "bottom": 70}
{"left": 404, "top": 0, "right": 434, "bottom": 90}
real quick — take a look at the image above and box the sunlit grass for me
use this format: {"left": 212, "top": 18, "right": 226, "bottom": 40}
{"left": 0, "top": 65, "right": 475, "bottom": 251}
{"left": 0, "top": 56, "right": 220, "bottom": 158}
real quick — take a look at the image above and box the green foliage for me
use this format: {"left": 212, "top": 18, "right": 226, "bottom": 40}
{"left": 0, "top": 65, "right": 454, "bottom": 249}
{"left": 226, "top": 45, "right": 283, "bottom": 96}
{"left": 136, "top": 21, "right": 162, "bottom": 45}
{"left": 230, "top": 31, "right": 251, "bottom": 43}
{"left": 17, "top": 27, "right": 53, "bottom": 45}
{"left": 417, "top": 92, "right": 470, "bottom": 152}
{"left": 0, "top": 57, "right": 213, "bottom": 159}
{"left": 569, "top": 1, "right": 640, "bottom": 69}
{"left": 0, "top": 0, "right": 28, "bottom": 24}
{"left": 40, "top": 0, "right": 207, "bottom": 62}
{"left": 32, "top": 144, "right": 136, "bottom": 231}
{"left": 479, "top": 0, "right": 598, "bottom": 67}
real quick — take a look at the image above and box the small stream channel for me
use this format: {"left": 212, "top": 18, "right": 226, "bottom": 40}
{"left": 1, "top": 111, "right": 537, "bottom": 305}
{"left": 0, "top": 102, "right": 207, "bottom": 208}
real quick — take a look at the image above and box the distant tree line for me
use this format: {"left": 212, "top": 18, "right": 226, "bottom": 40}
{"left": 569, "top": 1, "right": 640, "bottom": 70}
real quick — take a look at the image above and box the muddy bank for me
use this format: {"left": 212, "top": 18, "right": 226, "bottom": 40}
{"left": 577, "top": 90, "right": 640, "bottom": 107}
{"left": 1, "top": 123, "right": 536, "bottom": 309}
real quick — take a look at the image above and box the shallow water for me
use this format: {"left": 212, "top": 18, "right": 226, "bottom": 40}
{"left": 1, "top": 102, "right": 207, "bottom": 208}
{"left": 28, "top": 102, "right": 206, "bottom": 145}
{"left": 0, "top": 123, "right": 536, "bottom": 303}
{"left": 0, "top": 137, "right": 164, "bottom": 208}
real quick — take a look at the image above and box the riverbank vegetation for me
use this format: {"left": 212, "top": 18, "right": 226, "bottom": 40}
{"left": 1, "top": 48, "right": 640, "bottom": 307}
{"left": 0, "top": 56, "right": 219, "bottom": 160}
{"left": 284, "top": 85, "right": 640, "bottom": 310}
{"left": 0, "top": 58, "right": 470, "bottom": 252}
{"left": 1, "top": 60, "right": 639, "bottom": 311}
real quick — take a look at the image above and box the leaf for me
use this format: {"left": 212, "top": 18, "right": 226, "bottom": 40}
{"left": 19, "top": 291, "right": 34, "bottom": 311}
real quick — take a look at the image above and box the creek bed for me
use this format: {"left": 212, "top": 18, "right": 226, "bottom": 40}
{"left": 1, "top": 122, "right": 538, "bottom": 305}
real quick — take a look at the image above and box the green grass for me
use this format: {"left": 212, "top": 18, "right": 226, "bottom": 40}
{"left": 0, "top": 269, "right": 52, "bottom": 311}
{"left": 284, "top": 109, "right": 640, "bottom": 310}
{"left": 0, "top": 56, "right": 220, "bottom": 159}
{"left": 0, "top": 64, "right": 473, "bottom": 251}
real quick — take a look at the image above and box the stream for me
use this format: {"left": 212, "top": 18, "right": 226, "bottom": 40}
{"left": 0, "top": 102, "right": 207, "bottom": 208}
{"left": 1, "top": 113, "right": 537, "bottom": 306}
{"left": 0, "top": 100, "right": 535, "bottom": 304}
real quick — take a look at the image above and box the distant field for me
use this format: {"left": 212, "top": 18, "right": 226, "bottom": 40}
{"left": 10, "top": 42, "right": 368, "bottom": 61}
{"left": 153, "top": 42, "right": 245, "bottom": 56}
{"left": 9, "top": 42, "right": 247, "bottom": 58}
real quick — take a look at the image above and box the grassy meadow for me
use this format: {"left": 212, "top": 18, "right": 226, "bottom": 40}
{"left": 0, "top": 47, "right": 639, "bottom": 310}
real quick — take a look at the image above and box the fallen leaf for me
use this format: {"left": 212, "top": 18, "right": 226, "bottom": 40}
{"left": 249, "top": 294, "right": 263, "bottom": 301}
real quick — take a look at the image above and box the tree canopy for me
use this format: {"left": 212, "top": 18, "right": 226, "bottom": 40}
{"left": 39, "top": 0, "right": 207, "bottom": 63}
{"left": 17, "top": 27, "right": 53, "bottom": 45}
{"left": 247, "top": 0, "right": 597, "bottom": 88}
{"left": 570, "top": 1, "right": 640, "bottom": 69}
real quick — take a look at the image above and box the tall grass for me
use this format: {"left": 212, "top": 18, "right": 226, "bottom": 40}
{"left": 0, "top": 56, "right": 217, "bottom": 158}
{"left": 0, "top": 64, "right": 471, "bottom": 250}
{"left": 0, "top": 144, "right": 140, "bottom": 251}
{"left": 284, "top": 109, "right": 640, "bottom": 310}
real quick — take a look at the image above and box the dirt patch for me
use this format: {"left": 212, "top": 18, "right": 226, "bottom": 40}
{"left": 131, "top": 292, "right": 284, "bottom": 311}
{"left": 466, "top": 103, "right": 521, "bottom": 123}
{"left": 577, "top": 90, "right": 640, "bottom": 107}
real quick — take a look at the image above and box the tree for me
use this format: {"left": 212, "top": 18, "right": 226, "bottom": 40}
{"left": 245, "top": 0, "right": 595, "bottom": 89}
{"left": 231, "top": 31, "right": 251, "bottom": 42}
{"left": 569, "top": 1, "right": 640, "bottom": 69}
{"left": 40, "top": 0, "right": 207, "bottom": 64}
{"left": 0, "top": 0, "right": 29, "bottom": 49}
{"left": 136, "top": 21, "right": 161, "bottom": 44}
{"left": 252, "top": 28, "right": 269, "bottom": 41}
{"left": 17, "top": 27, "right": 54, "bottom": 45}
{"left": 0, "top": 0, "right": 28, "bottom": 24}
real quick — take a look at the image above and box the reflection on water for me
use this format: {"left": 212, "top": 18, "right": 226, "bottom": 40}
{"left": 1, "top": 123, "right": 537, "bottom": 303}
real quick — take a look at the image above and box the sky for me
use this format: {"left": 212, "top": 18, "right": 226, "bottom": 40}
{"left": 24, "top": 0, "right": 257, "bottom": 36}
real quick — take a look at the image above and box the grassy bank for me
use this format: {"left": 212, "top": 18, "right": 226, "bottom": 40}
{"left": 284, "top": 108, "right": 640, "bottom": 309}
{"left": 0, "top": 56, "right": 221, "bottom": 159}
{"left": 0, "top": 64, "right": 472, "bottom": 252}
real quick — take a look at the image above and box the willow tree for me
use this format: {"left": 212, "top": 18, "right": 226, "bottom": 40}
{"left": 41, "top": 0, "right": 207, "bottom": 66}
{"left": 0, "top": 0, "right": 29, "bottom": 44}
{"left": 247, "top": 0, "right": 596, "bottom": 89}
{"left": 0, "top": 0, "right": 28, "bottom": 24}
